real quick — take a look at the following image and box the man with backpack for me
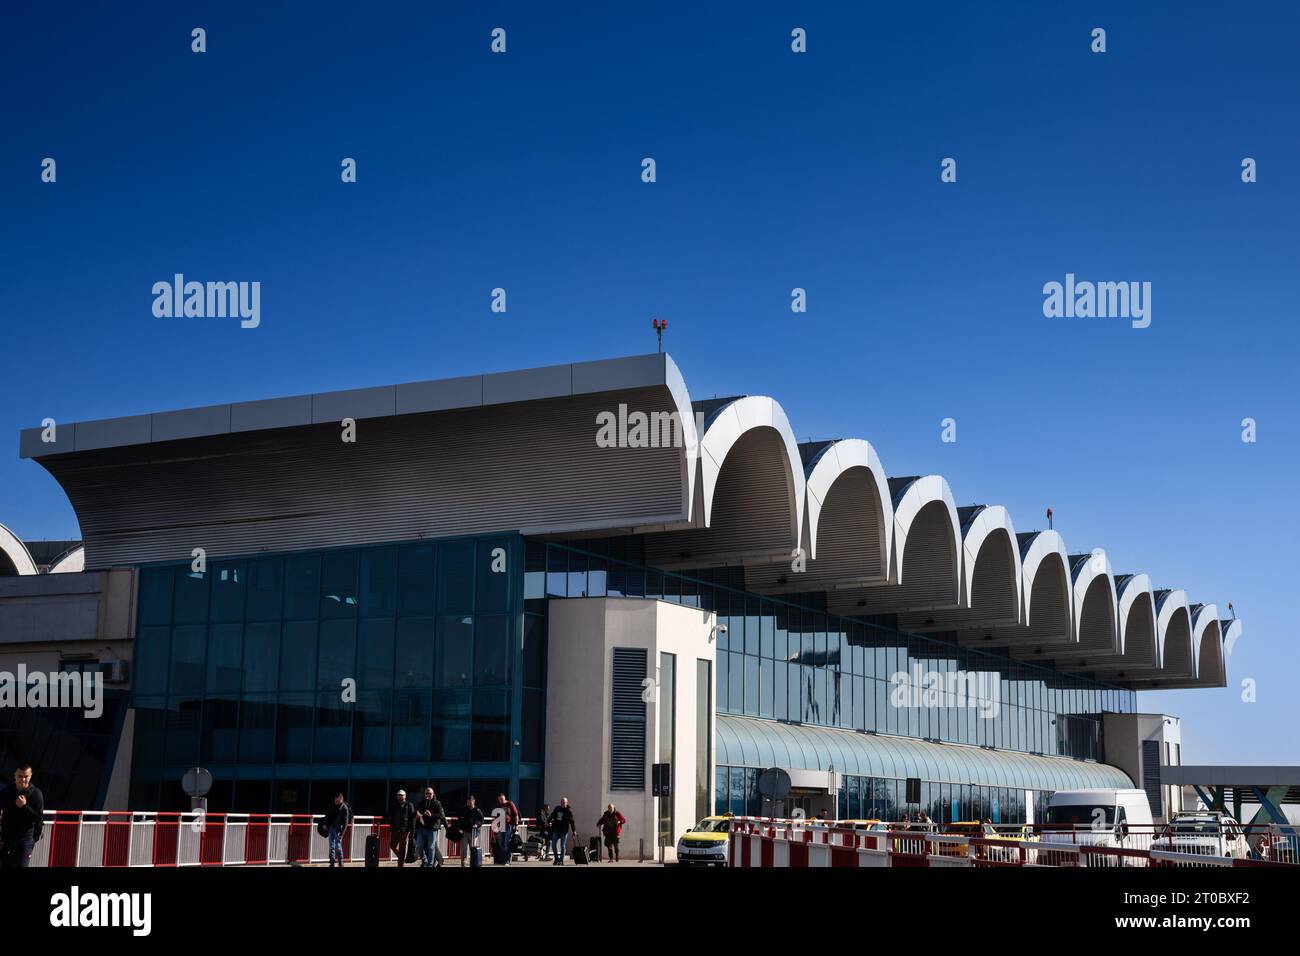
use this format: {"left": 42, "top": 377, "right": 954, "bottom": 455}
{"left": 597, "top": 803, "right": 627, "bottom": 862}
{"left": 414, "top": 787, "right": 447, "bottom": 868}
{"left": 494, "top": 792, "right": 521, "bottom": 865}
{"left": 324, "top": 791, "right": 351, "bottom": 868}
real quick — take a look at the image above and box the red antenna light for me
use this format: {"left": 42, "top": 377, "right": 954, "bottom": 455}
{"left": 652, "top": 317, "right": 667, "bottom": 352}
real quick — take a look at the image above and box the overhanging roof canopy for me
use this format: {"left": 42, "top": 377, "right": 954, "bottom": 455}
{"left": 18, "top": 352, "right": 1239, "bottom": 692}
{"left": 717, "top": 715, "right": 1133, "bottom": 791}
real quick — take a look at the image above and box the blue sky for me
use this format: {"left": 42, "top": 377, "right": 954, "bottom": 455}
{"left": 2, "top": 2, "right": 1296, "bottom": 764}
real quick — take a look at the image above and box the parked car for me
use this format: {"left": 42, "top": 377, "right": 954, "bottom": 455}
{"left": 676, "top": 814, "right": 733, "bottom": 866}
{"left": 1152, "top": 811, "right": 1249, "bottom": 859}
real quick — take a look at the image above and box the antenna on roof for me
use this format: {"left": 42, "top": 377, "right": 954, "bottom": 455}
{"left": 652, "top": 317, "right": 666, "bottom": 353}
{"left": 1228, "top": 602, "right": 1235, "bottom": 619}
{"left": 1046, "top": 507, "right": 1053, "bottom": 530}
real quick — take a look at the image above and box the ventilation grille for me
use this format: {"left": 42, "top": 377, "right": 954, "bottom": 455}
{"left": 1142, "top": 739, "right": 1163, "bottom": 818}
{"left": 610, "top": 647, "right": 648, "bottom": 790}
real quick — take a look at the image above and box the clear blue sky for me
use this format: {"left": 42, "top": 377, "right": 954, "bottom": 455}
{"left": 2, "top": 2, "right": 1296, "bottom": 764}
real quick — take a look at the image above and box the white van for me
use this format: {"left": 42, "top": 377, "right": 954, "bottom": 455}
{"left": 1040, "top": 789, "right": 1155, "bottom": 859}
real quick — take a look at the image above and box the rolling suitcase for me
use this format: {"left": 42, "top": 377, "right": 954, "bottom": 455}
{"left": 572, "top": 844, "right": 590, "bottom": 865}
{"left": 364, "top": 834, "right": 380, "bottom": 868}
{"left": 469, "top": 827, "right": 483, "bottom": 868}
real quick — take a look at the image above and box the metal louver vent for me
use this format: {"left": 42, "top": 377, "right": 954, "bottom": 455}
{"left": 1142, "top": 740, "right": 1163, "bottom": 818}
{"left": 610, "top": 647, "right": 648, "bottom": 791}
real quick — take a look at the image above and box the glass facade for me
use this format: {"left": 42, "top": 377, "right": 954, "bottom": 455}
{"left": 129, "top": 534, "right": 543, "bottom": 817}
{"left": 0, "top": 690, "right": 129, "bottom": 810}
{"left": 533, "top": 542, "right": 1133, "bottom": 764}
{"left": 125, "top": 530, "right": 1134, "bottom": 822}
{"left": 715, "top": 765, "right": 1049, "bottom": 825}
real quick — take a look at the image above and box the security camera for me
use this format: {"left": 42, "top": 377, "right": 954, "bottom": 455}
{"left": 718, "top": 624, "right": 728, "bottom": 634}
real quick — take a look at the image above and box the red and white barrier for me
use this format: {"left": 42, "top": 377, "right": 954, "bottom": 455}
{"left": 724, "top": 818, "right": 1298, "bottom": 869}
{"left": 29, "top": 811, "right": 527, "bottom": 868}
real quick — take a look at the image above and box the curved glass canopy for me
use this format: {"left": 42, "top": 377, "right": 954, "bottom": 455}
{"left": 717, "top": 715, "right": 1132, "bottom": 791}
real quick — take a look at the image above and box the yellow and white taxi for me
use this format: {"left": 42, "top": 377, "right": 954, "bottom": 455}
{"left": 675, "top": 814, "right": 733, "bottom": 866}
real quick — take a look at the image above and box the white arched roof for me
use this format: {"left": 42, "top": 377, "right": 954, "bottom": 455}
{"left": 1116, "top": 573, "right": 1156, "bottom": 661}
{"left": 1221, "top": 618, "right": 1243, "bottom": 664}
{"left": 0, "top": 522, "right": 38, "bottom": 575}
{"left": 698, "top": 396, "right": 805, "bottom": 549}
{"left": 1155, "top": 589, "right": 1194, "bottom": 675}
{"left": 1191, "top": 603, "right": 1221, "bottom": 681}
{"left": 1071, "top": 549, "right": 1118, "bottom": 651}
{"left": 891, "top": 475, "right": 961, "bottom": 598}
{"left": 959, "top": 505, "right": 1022, "bottom": 620}
{"left": 804, "top": 438, "right": 893, "bottom": 568}
{"left": 1019, "top": 530, "right": 1070, "bottom": 628}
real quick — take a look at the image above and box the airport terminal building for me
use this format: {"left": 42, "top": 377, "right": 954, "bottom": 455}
{"left": 2, "top": 354, "right": 1238, "bottom": 845}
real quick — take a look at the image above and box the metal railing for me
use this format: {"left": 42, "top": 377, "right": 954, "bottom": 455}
{"left": 724, "top": 817, "right": 1300, "bottom": 868}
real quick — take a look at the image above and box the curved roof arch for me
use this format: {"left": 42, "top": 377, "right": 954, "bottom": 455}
{"left": 1020, "top": 530, "right": 1071, "bottom": 629}
{"left": 1155, "top": 589, "right": 1194, "bottom": 677}
{"left": 1190, "top": 604, "right": 1220, "bottom": 682}
{"left": 1070, "top": 550, "right": 1119, "bottom": 653}
{"left": 891, "top": 475, "right": 962, "bottom": 597}
{"left": 1116, "top": 573, "right": 1156, "bottom": 662}
{"left": 644, "top": 395, "right": 804, "bottom": 568}
{"left": 1221, "top": 618, "right": 1243, "bottom": 665}
{"left": 0, "top": 523, "right": 38, "bottom": 576}
{"left": 959, "top": 505, "right": 1023, "bottom": 621}
{"left": 825, "top": 475, "right": 962, "bottom": 616}
{"left": 803, "top": 438, "right": 893, "bottom": 569}
{"left": 698, "top": 396, "right": 804, "bottom": 545}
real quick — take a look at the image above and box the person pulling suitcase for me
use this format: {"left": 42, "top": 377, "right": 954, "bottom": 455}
{"left": 458, "top": 796, "right": 484, "bottom": 868}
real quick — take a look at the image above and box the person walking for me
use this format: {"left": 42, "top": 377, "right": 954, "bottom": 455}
{"left": 457, "top": 796, "right": 484, "bottom": 867}
{"left": 0, "top": 764, "right": 45, "bottom": 868}
{"left": 536, "top": 802, "right": 553, "bottom": 860}
{"left": 324, "top": 791, "right": 351, "bottom": 868}
{"left": 414, "top": 787, "right": 447, "bottom": 868}
{"left": 495, "top": 792, "right": 521, "bottom": 865}
{"left": 548, "top": 797, "right": 577, "bottom": 865}
{"left": 596, "top": 804, "right": 627, "bottom": 862}
{"left": 387, "top": 789, "right": 415, "bottom": 867}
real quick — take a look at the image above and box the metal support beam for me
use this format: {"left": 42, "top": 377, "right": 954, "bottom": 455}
{"left": 1248, "top": 786, "right": 1292, "bottom": 828}
{"left": 1191, "top": 785, "right": 1217, "bottom": 812}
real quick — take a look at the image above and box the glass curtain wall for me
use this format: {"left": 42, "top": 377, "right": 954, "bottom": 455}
{"left": 130, "top": 534, "right": 535, "bottom": 816}
{"left": 534, "top": 542, "right": 1131, "bottom": 763}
